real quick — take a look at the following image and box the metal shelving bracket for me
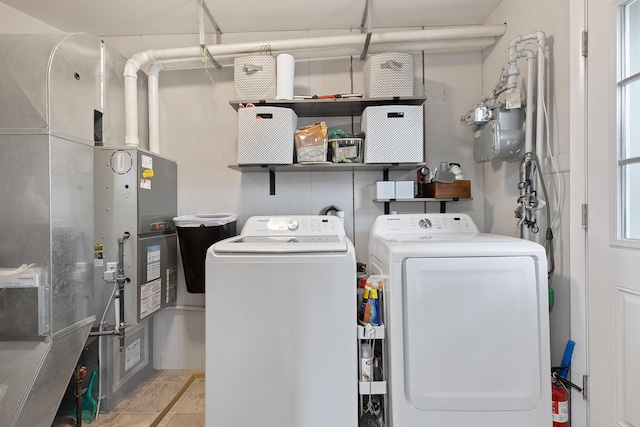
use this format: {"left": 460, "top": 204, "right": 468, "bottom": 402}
{"left": 360, "top": 0, "right": 373, "bottom": 60}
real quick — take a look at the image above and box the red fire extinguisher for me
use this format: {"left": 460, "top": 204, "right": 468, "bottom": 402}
{"left": 551, "top": 378, "right": 569, "bottom": 426}
{"left": 551, "top": 370, "right": 583, "bottom": 426}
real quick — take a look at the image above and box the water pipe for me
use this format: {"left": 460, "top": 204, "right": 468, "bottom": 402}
{"left": 123, "top": 24, "right": 506, "bottom": 148}
{"left": 148, "top": 63, "right": 162, "bottom": 154}
{"left": 534, "top": 32, "right": 548, "bottom": 244}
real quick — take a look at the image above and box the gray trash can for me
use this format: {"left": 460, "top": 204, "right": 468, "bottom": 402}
{"left": 173, "top": 213, "right": 237, "bottom": 293}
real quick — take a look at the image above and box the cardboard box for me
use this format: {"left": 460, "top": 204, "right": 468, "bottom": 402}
{"left": 419, "top": 180, "right": 471, "bottom": 199}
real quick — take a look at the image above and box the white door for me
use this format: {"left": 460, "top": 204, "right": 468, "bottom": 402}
{"left": 587, "top": 0, "right": 640, "bottom": 425}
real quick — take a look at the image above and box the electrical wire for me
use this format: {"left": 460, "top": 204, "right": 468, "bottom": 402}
{"left": 528, "top": 151, "right": 556, "bottom": 278}
{"left": 200, "top": 46, "right": 216, "bottom": 85}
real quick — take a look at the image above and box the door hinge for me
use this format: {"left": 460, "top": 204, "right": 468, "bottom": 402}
{"left": 582, "top": 374, "right": 589, "bottom": 400}
{"left": 582, "top": 31, "right": 588, "bottom": 57}
{"left": 582, "top": 204, "right": 588, "bottom": 229}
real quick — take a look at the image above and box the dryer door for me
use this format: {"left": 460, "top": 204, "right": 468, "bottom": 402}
{"left": 403, "top": 256, "right": 542, "bottom": 411}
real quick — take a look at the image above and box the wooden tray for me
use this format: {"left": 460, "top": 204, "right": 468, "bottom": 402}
{"left": 418, "top": 180, "right": 471, "bottom": 199}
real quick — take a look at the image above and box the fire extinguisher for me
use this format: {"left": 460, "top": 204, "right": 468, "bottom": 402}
{"left": 552, "top": 377, "right": 569, "bottom": 426}
{"left": 551, "top": 370, "right": 583, "bottom": 427}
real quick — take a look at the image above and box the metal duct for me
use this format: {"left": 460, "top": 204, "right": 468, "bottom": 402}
{"left": 0, "top": 33, "right": 98, "bottom": 427}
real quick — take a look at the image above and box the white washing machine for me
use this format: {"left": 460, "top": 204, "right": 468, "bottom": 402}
{"left": 368, "top": 213, "right": 551, "bottom": 427}
{"left": 205, "top": 215, "right": 357, "bottom": 427}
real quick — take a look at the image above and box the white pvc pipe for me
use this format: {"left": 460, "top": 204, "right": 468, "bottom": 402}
{"left": 155, "top": 37, "right": 497, "bottom": 71}
{"left": 521, "top": 49, "right": 536, "bottom": 242}
{"left": 534, "top": 31, "right": 547, "bottom": 244}
{"left": 123, "top": 24, "right": 506, "bottom": 147}
{"left": 148, "top": 63, "right": 162, "bottom": 154}
{"left": 522, "top": 50, "right": 536, "bottom": 155}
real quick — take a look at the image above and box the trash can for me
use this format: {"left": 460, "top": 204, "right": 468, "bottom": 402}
{"left": 173, "top": 213, "right": 237, "bottom": 293}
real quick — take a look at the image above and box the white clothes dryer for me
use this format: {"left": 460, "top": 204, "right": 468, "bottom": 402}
{"left": 205, "top": 215, "right": 357, "bottom": 427}
{"left": 368, "top": 213, "right": 551, "bottom": 427}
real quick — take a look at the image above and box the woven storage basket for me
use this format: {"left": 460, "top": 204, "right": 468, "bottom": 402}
{"left": 364, "top": 52, "right": 414, "bottom": 98}
{"left": 362, "top": 105, "right": 423, "bottom": 163}
{"left": 237, "top": 107, "right": 297, "bottom": 164}
{"left": 234, "top": 55, "right": 276, "bottom": 100}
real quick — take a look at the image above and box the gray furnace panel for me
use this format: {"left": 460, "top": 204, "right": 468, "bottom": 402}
{"left": 94, "top": 147, "right": 177, "bottom": 325}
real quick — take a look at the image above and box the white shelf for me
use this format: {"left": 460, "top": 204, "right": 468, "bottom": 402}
{"left": 358, "top": 323, "right": 385, "bottom": 340}
{"left": 359, "top": 380, "right": 387, "bottom": 395}
{"left": 230, "top": 96, "right": 426, "bottom": 117}
{"left": 229, "top": 163, "right": 424, "bottom": 173}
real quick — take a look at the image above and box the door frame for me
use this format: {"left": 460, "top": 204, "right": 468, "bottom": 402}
{"left": 569, "top": 0, "right": 589, "bottom": 426}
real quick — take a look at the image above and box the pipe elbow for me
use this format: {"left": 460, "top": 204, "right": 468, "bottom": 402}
{"left": 509, "top": 35, "right": 523, "bottom": 51}
{"left": 117, "top": 232, "right": 131, "bottom": 244}
{"left": 124, "top": 50, "right": 155, "bottom": 78}
{"left": 148, "top": 62, "right": 163, "bottom": 77}
{"left": 124, "top": 60, "right": 141, "bottom": 79}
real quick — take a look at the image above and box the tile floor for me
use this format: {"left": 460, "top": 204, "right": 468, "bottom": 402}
{"left": 53, "top": 370, "right": 204, "bottom": 427}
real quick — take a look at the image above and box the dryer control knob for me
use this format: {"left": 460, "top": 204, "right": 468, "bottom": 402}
{"left": 287, "top": 220, "right": 299, "bottom": 231}
{"left": 419, "top": 218, "right": 432, "bottom": 229}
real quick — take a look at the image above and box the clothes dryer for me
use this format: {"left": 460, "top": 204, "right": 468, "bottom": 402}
{"left": 205, "top": 215, "right": 357, "bottom": 427}
{"left": 368, "top": 213, "right": 551, "bottom": 427}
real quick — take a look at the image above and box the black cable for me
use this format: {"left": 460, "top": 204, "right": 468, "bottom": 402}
{"left": 526, "top": 151, "right": 556, "bottom": 278}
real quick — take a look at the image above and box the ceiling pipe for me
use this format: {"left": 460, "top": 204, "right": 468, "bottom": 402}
{"left": 123, "top": 24, "right": 506, "bottom": 148}
{"left": 154, "top": 37, "right": 499, "bottom": 70}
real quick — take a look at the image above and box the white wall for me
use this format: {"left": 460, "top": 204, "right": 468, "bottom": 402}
{"left": 105, "top": 30, "right": 487, "bottom": 368}
{"left": 481, "top": 1, "right": 571, "bottom": 365}
{"left": 1, "top": 1, "right": 562, "bottom": 370}
{"left": 0, "top": 3, "right": 60, "bottom": 33}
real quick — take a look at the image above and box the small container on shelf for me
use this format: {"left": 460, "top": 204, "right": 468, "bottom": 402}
{"left": 418, "top": 180, "right": 471, "bottom": 199}
{"left": 330, "top": 138, "right": 363, "bottom": 163}
{"left": 394, "top": 181, "right": 414, "bottom": 199}
{"left": 294, "top": 122, "right": 328, "bottom": 163}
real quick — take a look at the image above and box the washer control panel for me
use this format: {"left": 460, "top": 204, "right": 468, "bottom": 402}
{"left": 242, "top": 215, "right": 345, "bottom": 236}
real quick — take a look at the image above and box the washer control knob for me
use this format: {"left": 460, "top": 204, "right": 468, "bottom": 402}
{"left": 287, "top": 220, "right": 299, "bottom": 231}
{"left": 419, "top": 218, "right": 432, "bottom": 229}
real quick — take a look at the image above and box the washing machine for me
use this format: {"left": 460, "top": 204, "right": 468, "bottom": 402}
{"left": 368, "top": 213, "right": 551, "bottom": 427}
{"left": 205, "top": 215, "right": 357, "bottom": 427}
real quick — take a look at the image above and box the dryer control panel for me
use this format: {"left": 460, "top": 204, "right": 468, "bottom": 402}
{"left": 371, "top": 213, "right": 479, "bottom": 235}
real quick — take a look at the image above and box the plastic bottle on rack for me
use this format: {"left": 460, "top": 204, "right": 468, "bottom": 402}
{"left": 359, "top": 283, "right": 371, "bottom": 323}
{"left": 361, "top": 342, "right": 373, "bottom": 382}
{"left": 367, "top": 287, "right": 380, "bottom": 326}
